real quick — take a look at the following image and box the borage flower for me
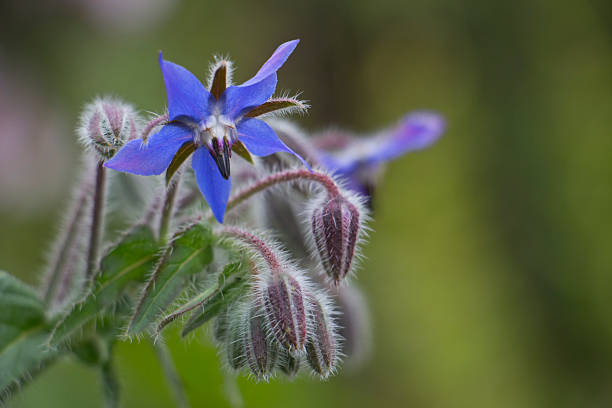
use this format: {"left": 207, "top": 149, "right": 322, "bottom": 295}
{"left": 105, "top": 39, "right": 309, "bottom": 222}
{"left": 316, "top": 112, "right": 445, "bottom": 200}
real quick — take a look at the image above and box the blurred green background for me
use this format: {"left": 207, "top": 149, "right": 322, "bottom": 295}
{"left": 1, "top": 0, "right": 612, "bottom": 406}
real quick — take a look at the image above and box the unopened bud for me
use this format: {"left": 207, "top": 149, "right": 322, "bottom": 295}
{"left": 278, "top": 349, "right": 301, "bottom": 378}
{"left": 263, "top": 272, "right": 307, "bottom": 353}
{"left": 78, "top": 97, "right": 140, "bottom": 160}
{"left": 244, "top": 305, "right": 278, "bottom": 380}
{"left": 311, "top": 193, "right": 362, "bottom": 284}
{"left": 305, "top": 294, "right": 339, "bottom": 378}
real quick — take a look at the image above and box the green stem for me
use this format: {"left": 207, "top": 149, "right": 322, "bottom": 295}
{"left": 101, "top": 361, "right": 120, "bottom": 408}
{"left": 153, "top": 341, "right": 190, "bottom": 408}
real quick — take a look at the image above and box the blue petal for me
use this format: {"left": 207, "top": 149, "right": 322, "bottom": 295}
{"left": 192, "top": 147, "right": 232, "bottom": 223}
{"left": 159, "top": 52, "right": 212, "bottom": 122}
{"left": 221, "top": 39, "right": 300, "bottom": 120}
{"left": 241, "top": 39, "right": 300, "bottom": 87}
{"left": 366, "top": 112, "right": 445, "bottom": 164}
{"left": 105, "top": 124, "right": 193, "bottom": 175}
{"left": 222, "top": 74, "right": 277, "bottom": 120}
{"left": 236, "top": 118, "right": 311, "bottom": 170}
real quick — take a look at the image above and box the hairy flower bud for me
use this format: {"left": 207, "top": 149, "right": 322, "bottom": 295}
{"left": 263, "top": 272, "right": 307, "bottom": 353}
{"left": 78, "top": 97, "right": 140, "bottom": 160}
{"left": 305, "top": 294, "right": 339, "bottom": 378}
{"left": 244, "top": 306, "right": 278, "bottom": 380}
{"left": 311, "top": 193, "right": 362, "bottom": 284}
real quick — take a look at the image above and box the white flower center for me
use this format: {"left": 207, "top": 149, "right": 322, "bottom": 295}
{"left": 195, "top": 114, "right": 237, "bottom": 147}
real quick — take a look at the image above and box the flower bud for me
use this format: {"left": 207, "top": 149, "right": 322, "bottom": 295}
{"left": 263, "top": 272, "right": 307, "bottom": 353}
{"left": 311, "top": 193, "right": 362, "bottom": 284}
{"left": 244, "top": 306, "right": 278, "bottom": 380}
{"left": 78, "top": 97, "right": 140, "bottom": 160}
{"left": 305, "top": 294, "right": 339, "bottom": 378}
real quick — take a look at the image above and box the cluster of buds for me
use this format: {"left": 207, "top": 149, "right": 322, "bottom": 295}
{"left": 215, "top": 227, "right": 340, "bottom": 381}
{"left": 78, "top": 97, "right": 140, "bottom": 161}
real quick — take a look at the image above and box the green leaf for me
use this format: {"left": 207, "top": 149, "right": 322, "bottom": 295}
{"left": 49, "top": 226, "right": 158, "bottom": 345}
{"left": 180, "top": 262, "right": 249, "bottom": 337}
{"left": 127, "top": 224, "right": 214, "bottom": 335}
{"left": 0, "top": 271, "right": 56, "bottom": 391}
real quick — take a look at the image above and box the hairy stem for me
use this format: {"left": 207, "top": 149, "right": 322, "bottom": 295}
{"left": 224, "top": 169, "right": 340, "bottom": 215}
{"left": 142, "top": 113, "right": 169, "bottom": 141}
{"left": 86, "top": 160, "right": 106, "bottom": 280}
{"left": 153, "top": 342, "right": 190, "bottom": 408}
{"left": 220, "top": 226, "right": 281, "bottom": 271}
{"left": 43, "top": 181, "right": 89, "bottom": 304}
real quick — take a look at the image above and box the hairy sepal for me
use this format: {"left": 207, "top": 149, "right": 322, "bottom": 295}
{"left": 126, "top": 224, "right": 214, "bottom": 336}
{"left": 156, "top": 261, "right": 249, "bottom": 336}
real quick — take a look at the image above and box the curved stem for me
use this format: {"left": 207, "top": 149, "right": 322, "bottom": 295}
{"left": 86, "top": 161, "right": 106, "bottom": 280}
{"left": 141, "top": 113, "right": 169, "bottom": 141}
{"left": 219, "top": 226, "right": 281, "bottom": 271}
{"left": 225, "top": 169, "right": 340, "bottom": 215}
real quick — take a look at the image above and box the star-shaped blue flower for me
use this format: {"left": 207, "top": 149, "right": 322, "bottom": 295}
{"left": 105, "top": 39, "right": 309, "bottom": 223}
{"left": 317, "top": 111, "right": 445, "bottom": 197}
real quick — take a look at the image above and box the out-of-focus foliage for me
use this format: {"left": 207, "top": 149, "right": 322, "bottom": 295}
{"left": 1, "top": 0, "right": 611, "bottom": 406}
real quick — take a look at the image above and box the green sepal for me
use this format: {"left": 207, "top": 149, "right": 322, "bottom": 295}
{"left": 126, "top": 224, "right": 214, "bottom": 335}
{"left": 166, "top": 141, "right": 196, "bottom": 186}
{"left": 180, "top": 262, "right": 249, "bottom": 337}
{"left": 231, "top": 140, "right": 254, "bottom": 164}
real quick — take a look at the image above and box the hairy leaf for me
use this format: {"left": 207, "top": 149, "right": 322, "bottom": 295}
{"left": 127, "top": 224, "right": 214, "bottom": 335}
{"left": 0, "top": 271, "right": 57, "bottom": 392}
{"left": 49, "top": 226, "right": 158, "bottom": 345}
{"left": 180, "top": 262, "right": 249, "bottom": 337}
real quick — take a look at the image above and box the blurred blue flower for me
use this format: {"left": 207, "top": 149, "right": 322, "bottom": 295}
{"left": 317, "top": 112, "right": 445, "bottom": 200}
{"left": 105, "top": 39, "right": 308, "bottom": 223}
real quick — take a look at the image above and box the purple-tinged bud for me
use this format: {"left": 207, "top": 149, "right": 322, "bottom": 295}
{"left": 244, "top": 306, "right": 278, "bottom": 380}
{"left": 278, "top": 349, "right": 301, "bottom": 378}
{"left": 263, "top": 272, "right": 307, "bottom": 353}
{"left": 311, "top": 193, "right": 362, "bottom": 284}
{"left": 305, "top": 294, "right": 339, "bottom": 378}
{"left": 78, "top": 97, "right": 140, "bottom": 160}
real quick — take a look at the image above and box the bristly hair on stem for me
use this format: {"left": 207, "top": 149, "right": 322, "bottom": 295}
{"left": 217, "top": 168, "right": 341, "bottom": 221}
{"left": 85, "top": 160, "right": 107, "bottom": 282}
